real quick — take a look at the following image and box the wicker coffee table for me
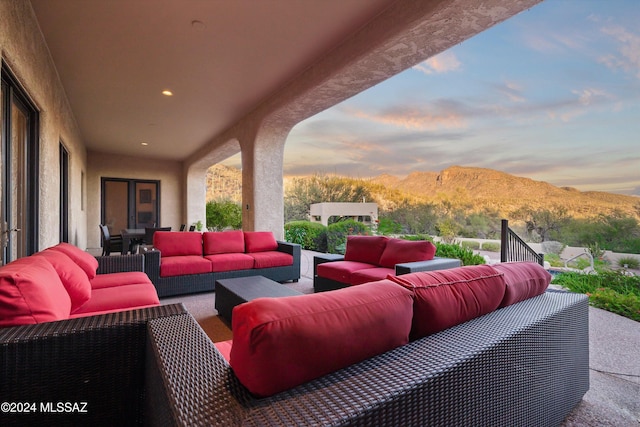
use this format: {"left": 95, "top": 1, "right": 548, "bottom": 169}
{"left": 215, "top": 276, "right": 303, "bottom": 324}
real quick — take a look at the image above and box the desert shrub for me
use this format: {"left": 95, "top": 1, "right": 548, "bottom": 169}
{"left": 206, "top": 200, "right": 241, "bottom": 231}
{"left": 553, "top": 270, "right": 640, "bottom": 321}
{"left": 435, "top": 242, "right": 486, "bottom": 266}
{"left": 541, "top": 240, "right": 565, "bottom": 255}
{"left": 398, "top": 234, "right": 434, "bottom": 242}
{"left": 376, "top": 217, "right": 402, "bottom": 235}
{"left": 481, "top": 242, "right": 501, "bottom": 252}
{"left": 544, "top": 253, "right": 563, "bottom": 267}
{"left": 284, "top": 221, "right": 326, "bottom": 252}
{"left": 460, "top": 240, "right": 480, "bottom": 250}
{"left": 617, "top": 256, "right": 640, "bottom": 270}
{"left": 326, "top": 220, "right": 370, "bottom": 254}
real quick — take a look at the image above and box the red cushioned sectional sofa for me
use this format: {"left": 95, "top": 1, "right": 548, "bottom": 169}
{"left": 314, "top": 235, "right": 462, "bottom": 292}
{"left": 143, "top": 230, "right": 301, "bottom": 297}
{"left": 0, "top": 242, "right": 159, "bottom": 327}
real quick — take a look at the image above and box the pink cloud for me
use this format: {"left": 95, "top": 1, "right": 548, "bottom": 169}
{"left": 413, "top": 51, "right": 461, "bottom": 75}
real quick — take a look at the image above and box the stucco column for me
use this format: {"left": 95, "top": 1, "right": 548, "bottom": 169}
{"left": 184, "top": 165, "right": 208, "bottom": 229}
{"left": 241, "top": 126, "right": 289, "bottom": 240}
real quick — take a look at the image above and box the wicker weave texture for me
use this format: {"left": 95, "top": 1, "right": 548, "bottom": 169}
{"left": 146, "top": 292, "right": 589, "bottom": 426}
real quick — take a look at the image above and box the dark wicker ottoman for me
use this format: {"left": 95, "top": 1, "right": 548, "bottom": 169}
{"left": 215, "top": 276, "right": 302, "bottom": 323}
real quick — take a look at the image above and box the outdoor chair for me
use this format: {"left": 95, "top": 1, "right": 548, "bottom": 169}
{"left": 99, "top": 224, "right": 124, "bottom": 256}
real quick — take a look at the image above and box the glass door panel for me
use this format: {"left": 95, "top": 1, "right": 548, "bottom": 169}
{"left": 103, "top": 180, "right": 129, "bottom": 237}
{"left": 135, "top": 182, "right": 157, "bottom": 228}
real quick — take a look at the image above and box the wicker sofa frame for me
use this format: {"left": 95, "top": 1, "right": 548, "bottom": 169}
{"left": 143, "top": 241, "right": 301, "bottom": 297}
{"left": 1, "top": 291, "right": 588, "bottom": 426}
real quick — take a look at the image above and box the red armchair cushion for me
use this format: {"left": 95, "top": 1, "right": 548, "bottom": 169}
{"left": 230, "top": 280, "right": 414, "bottom": 397}
{"left": 316, "top": 260, "right": 375, "bottom": 285}
{"left": 70, "top": 283, "right": 159, "bottom": 316}
{"left": 49, "top": 242, "right": 99, "bottom": 279}
{"left": 203, "top": 230, "right": 245, "bottom": 255}
{"left": 160, "top": 256, "right": 212, "bottom": 277}
{"left": 244, "top": 231, "right": 278, "bottom": 253}
{"left": 0, "top": 256, "right": 71, "bottom": 326}
{"left": 205, "top": 253, "right": 255, "bottom": 272}
{"left": 492, "top": 262, "right": 551, "bottom": 307}
{"left": 389, "top": 265, "right": 506, "bottom": 340}
{"left": 89, "top": 272, "right": 152, "bottom": 289}
{"left": 35, "top": 249, "right": 92, "bottom": 311}
{"left": 344, "top": 235, "right": 388, "bottom": 265}
{"left": 378, "top": 238, "right": 436, "bottom": 268}
{"left": 250, "top": 251, "right": 293, "bottom": 269}
{"left": 350, "top": 267, "right": 395, "bottom": 285}
{"left": 154, "top": 231, "right": 203, "bottom": 257}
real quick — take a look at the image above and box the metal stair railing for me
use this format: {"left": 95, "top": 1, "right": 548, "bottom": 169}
{"left": 500, "top": 219, "right": 544, "bottom": 266}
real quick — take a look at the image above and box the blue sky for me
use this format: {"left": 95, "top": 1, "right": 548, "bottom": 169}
{"left": 280, "top": 0, "right": 640, "bottom": 196}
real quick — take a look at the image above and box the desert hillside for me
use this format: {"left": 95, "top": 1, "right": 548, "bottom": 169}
{"left": 207, "top": 164, "right": 640, "bottom": 220}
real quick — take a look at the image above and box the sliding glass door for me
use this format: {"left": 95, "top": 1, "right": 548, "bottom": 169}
{"left": 101, "top": 178, "right": 160, "bottom": 236}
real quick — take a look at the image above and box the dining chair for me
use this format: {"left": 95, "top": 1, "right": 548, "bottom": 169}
{"left": 179, "top": 224, "right": 186, "bottom": 231}
{"left": 99, "top": 224, "right": 124, "bottom": 256}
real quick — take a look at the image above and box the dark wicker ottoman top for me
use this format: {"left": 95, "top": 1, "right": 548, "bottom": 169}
{"left": 215, "top": 276, "right": 302, "bottom": 323}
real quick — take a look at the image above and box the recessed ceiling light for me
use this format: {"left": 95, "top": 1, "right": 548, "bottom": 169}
{"left": 191, "top": 20, "right": 206, "bottom": 31}
{"left": 141, "top": 142, "right": 149, "bottom": 146}
{"left": 162, "top": 90, "right": 173, "bottom": 96}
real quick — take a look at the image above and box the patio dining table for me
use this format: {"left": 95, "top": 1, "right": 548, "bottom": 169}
{"left": 121, "top": 228, "right": 145, "bottom": 254}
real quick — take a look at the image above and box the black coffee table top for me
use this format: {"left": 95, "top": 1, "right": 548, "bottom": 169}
{"left": 216, "top": 276, "right": 302, "bottom": 301}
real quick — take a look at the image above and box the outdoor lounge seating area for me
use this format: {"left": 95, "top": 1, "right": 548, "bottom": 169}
{"left": 0, "top": 261, "right": 589, "bottom": 426}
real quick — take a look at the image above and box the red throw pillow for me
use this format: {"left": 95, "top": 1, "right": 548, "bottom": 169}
{"left": 378, "top": 238, "right": 436, "bottom": 268}
{"left": 343, "top": 235, "right": 388, "bottom": 265}
{"left": 49, "top": 242, "right": 99, "bottom": 279}
{"left": 203, "top": 230, "right": 245, "bottom": 255}
{"left": 154, "top": 231, "right": 203, "bottom": 257}
{"left": 35, "top": 249, "right": 92, "bottom": 311}
{"left": 230, "top": 280, "right": 413, "bottom": 397}
{"left": 243, "top": 231, "right": 278, "bottom": 253}
{"left": 389, "top": 265, "right": 506, "bottom": 340}
{"left": 491, "top": 262, "right": 551, "bottom": 307}
{"left": 0, "top": 256, "right": 71, "bottom": 326}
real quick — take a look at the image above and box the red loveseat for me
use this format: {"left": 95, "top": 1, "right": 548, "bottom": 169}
{"left": 314, "top": 235, "right": 461, "bottom": 292}
{"left": 143, "top": 230, "right": 301, "bottom": 297}
{"left": 0, "top": 242, "right": 159, "bottom": 328}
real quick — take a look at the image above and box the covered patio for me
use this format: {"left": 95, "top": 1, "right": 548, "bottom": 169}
{"left": 0, "top": 0, "right": 542, "bottom": 260}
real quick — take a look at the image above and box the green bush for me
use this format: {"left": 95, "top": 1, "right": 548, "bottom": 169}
{"left": 435, "top": 242, "right": 486, "bottom": 266}
{"left": 398, "top": 234, "right": 434, "bottom": 242}
{"left": 481, "top": 242, "right": 501, "bottom": 252}
{"left": 544, "top": 253, "right": 563, "bottom": 267}
{"left": 460, "top": 240, "right": 480, "bottom": 250}
{"left": 617, "top": 256, "right": 640, "bottom": 270}
{"left": 284, "top": 221, "right": 326, "bottom": 252}
{"left": 205, "top": 200, "right": 241, "bottom": 231}
{"left": 326, "top": 220, "right": 370, "bottom": 254}
{"left": 552, "top": 270, "right": 640, "bottom": 322}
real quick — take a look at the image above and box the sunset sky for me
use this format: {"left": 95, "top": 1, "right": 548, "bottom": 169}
{"left": 279, "top": 0, "right": 640, "bottom": 196}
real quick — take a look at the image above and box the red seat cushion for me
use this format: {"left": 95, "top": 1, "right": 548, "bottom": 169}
{"left": 89, "top": 272, "right": 152, "bottom": 289}
{"left": 154, "top": 231, "right": 203, "bottom": 257}
{"left": 203, "top": 230, "right": 245, "bottom": 255}
{"left": 378, "top": 238, "right": 436, "bottom": 268}
{"left": 350, "top": 267, "right": 395, "bottom": 285}
{"left": 215, "top": 339, "right": 233, "bottom": 362}
{"left": 389, "top": 265, "right": 506, "bottom": 340}
{"left": 49, "top": 242, "right": 99, "bottom": 279}
{"left": 230, "top": 279, "right": 414, "bottom": 397}
{"left": 70, "top": 282, "right": 159, "bottom": 316}
{"left": 344, "top": 235, "right": 388, "bottom": 265}
{"left": 35, "top": 249, "right": 92, "bottom": 311}
{"left": 316, "top": 260, "right": 376, "bottom": 285}
{"left": 0, "top": 256, "right": 71, "bottom": 326}
{"left": 492, "top": 262, "right": 551, "bottom": 307}
{"left": 250, "top": 251, "right": 293, "bottom": 269}
{"left": 204, "top": 253, "right": 255, "bottom": 273}
{"left": 160, "top": 256, "right": 212, "bottom": 277}
{"left": 244, "top": 231, "right": 278, "bottom": 253}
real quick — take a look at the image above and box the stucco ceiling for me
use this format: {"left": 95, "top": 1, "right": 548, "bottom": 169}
{"left": 29, "top": 0, "right": 396, "bottom": 161}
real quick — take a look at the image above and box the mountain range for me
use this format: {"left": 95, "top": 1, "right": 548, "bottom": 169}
{"left": 207, "top": 165, "right": 640, "bottom": 220}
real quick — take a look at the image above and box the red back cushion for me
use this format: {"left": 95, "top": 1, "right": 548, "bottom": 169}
{"left": 154, "top": 231, "right": 203, "bottom": 257}
{"left": 389, "top": 265, "right": 506, "bottom": 340}
{"left": 230, "top": 280, "right": 414, "bottom": 397}
{"left": 491, "top": 262, "right": 551, "bottom": 307}
{"left": 49, "top": 242, "right": 99, "bottom": 279}
{"left": 203, "top": 230, "right": 245, "bottom": 255}
{"left": 0, "top": 256, "right": 71, "bottom": 327}
{"left": 344, "top": 235, "right": 388, "bottom": 265}
{"left": 243, "top": 231, "right": 278, "bottom": 253}
{"left": 378, "top": 238, "right": 436, "bottom": 268}
{"left": 35, "top": 249, "right": 92, "bottom": 311}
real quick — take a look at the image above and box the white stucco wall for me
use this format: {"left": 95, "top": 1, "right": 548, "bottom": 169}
{"left": 86, "top": 151, "right": 182, "bottom": 249}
